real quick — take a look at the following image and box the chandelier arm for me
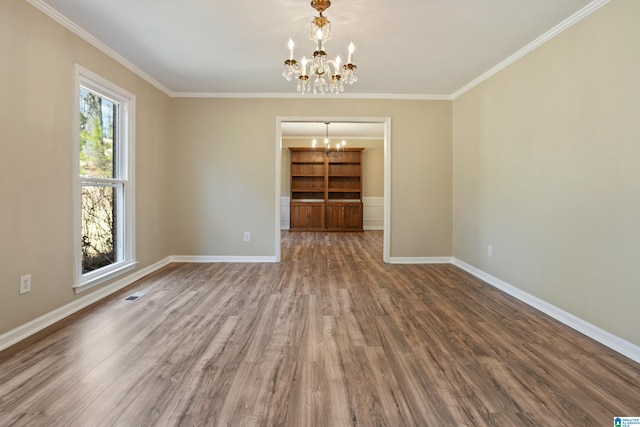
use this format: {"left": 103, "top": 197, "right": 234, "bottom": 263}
{"left": 288, "top": 62, "right": 303, "bottom": 74}
{"left": 323, "top": 59, "right": 341, "bottom": 76}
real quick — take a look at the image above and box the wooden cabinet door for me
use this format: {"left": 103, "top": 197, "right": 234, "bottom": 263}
{"left": 326, "top": 203, "right": 362, "bottom": 230}
{"left": 290, "top": 203, "right": 325, "bottom": 230}
{"left": 306, "top": 204, "right": 325, "bottom": 228}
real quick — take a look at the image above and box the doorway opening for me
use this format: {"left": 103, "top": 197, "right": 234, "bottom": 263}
{"left": 275, "top": 116, "right": 391, "bottom": 262}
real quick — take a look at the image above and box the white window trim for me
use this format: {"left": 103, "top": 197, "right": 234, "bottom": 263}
{"left": 73, "top": 65, "right": 136, "bottom": 294}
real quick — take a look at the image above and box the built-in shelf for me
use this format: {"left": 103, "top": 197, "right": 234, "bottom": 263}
{"left": 289, "top": 147, "right": 364, "bottom": 231}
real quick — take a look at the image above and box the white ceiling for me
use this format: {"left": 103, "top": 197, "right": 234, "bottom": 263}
{"left": 35, "top": 0, "right": 597, "bottom": 97}
{"left": 282, "top": 122, "right": 384, "bottom": 139}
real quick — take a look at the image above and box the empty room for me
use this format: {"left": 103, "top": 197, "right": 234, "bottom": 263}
{"left": 1, "top": 0, "right": 639, "bottom": 425}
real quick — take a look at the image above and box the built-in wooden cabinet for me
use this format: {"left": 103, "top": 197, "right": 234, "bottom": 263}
{"left": 326, "top": 203, "right": 362, "bottom": 230}
{"left": 290, "top": 202, "right": 325, "bottom": 230}
{"left": 289, "top": 147, "right": 364, "bottom": 231}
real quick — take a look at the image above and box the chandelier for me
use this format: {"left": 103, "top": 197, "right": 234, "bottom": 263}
{"left": 311, "top": 122, "right": 346, "bottom": 155}
{"left": 283, "top": 0, "right": 358, "bottom": 94}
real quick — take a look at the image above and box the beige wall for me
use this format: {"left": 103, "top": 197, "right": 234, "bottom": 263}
{"left": 0, "top": 0, "right": 173, "bottom": 335}
{"left": 453, "top": 0, "right": 640, "bottom": 346}
{"left": 281, "top": 138, "right": 384, "bottom": 198}
{"left": 170, "top": 98, "right": 452, "bottom": 258}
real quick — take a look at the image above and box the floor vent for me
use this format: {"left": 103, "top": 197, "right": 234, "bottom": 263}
{"left": 124, "top": 291, "right": 147, "bottom": 301}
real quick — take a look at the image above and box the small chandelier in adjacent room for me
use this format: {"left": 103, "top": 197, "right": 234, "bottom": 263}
{"left": 312, "top": 122, "right": 346, "bottom": 155}
{"left": 283, "top": 0, "right": 358, "bottom": 94}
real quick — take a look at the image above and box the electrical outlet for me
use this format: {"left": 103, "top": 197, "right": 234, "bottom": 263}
{"left": 20, "top": 274, "right": 31, "bottom": 295}
{"left": 488, "top": 245, "right": 493, "bottom": 256}
{"left": 244, "top": 232, "right": 251, "bottom": 242}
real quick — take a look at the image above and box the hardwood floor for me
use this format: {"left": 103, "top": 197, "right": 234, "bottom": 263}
{"left": 1, "top": 231, "right": 638, "bottom": 426}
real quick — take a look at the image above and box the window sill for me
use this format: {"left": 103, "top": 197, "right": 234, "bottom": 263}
{"left": 73, "top": 261, "right": 138, "bottom": 294}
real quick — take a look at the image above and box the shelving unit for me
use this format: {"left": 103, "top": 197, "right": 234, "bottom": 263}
{"left": 289, "top": 147, "right": 364, "bottom": 231}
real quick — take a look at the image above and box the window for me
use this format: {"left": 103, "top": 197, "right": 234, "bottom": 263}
{"left": 74, "top": 66, "right": 135, "bottom": 292}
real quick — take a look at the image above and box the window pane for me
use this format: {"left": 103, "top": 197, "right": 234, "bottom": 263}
{"left": 81, "top": 184, "right": 118, "bottom": 273}
{"left": 79, "top": 87, "right": 117, "bottom": 178}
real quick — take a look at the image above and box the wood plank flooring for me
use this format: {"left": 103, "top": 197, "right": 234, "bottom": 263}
{"left": 1, "top": 231, "right": 639, "bottom": 426}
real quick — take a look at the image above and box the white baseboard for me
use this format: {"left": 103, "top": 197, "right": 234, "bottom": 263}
{"left": 363, "top": 224, "right": 384, "bottom": 230}
{"left": 171, "top": 255, "right": 277, "bottom": 263}
{"left": 389, "top": 257, "right": 453, "bottom": 264}
{"left": 0, "top": 256, "right": 172, "bottom": 352}
{"left": 452, "top": 258, "right": 640, "bottom": 364}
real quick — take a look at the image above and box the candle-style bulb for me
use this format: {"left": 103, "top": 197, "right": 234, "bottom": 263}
{"left": 288, "top": 39, "right": 294, "bottom": 60}
{"left": 348, "top": 42, "right": 355, "bottom": 63}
